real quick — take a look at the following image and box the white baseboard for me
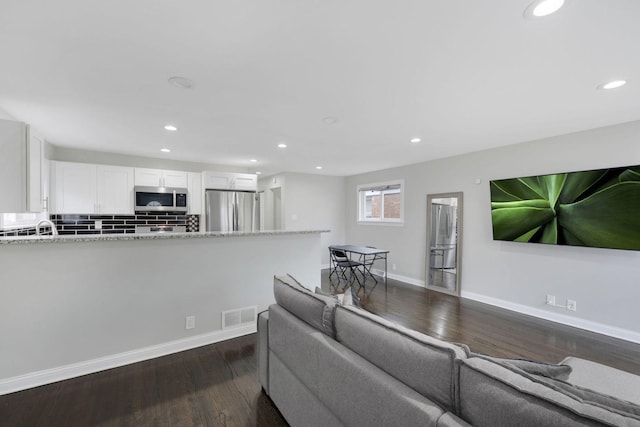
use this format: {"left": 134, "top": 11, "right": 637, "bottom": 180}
{"left": 0, "top": 324, "right": 256, "bottom": 396}
{"left": 322, "top": 266, "right": 425, "bottom": 289}
{"left": 330, "top": 265, "right": 640, "bottom": 344}
{"left": 384, "top": 271, "right": 425, "bottom": 288}
{"left": 461, "top": 291, "right": 640, "bottom": 345}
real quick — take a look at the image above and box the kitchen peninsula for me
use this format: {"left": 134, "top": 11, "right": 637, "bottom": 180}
{"left": 0, "top": 229, "right": 327, "bottom": 395}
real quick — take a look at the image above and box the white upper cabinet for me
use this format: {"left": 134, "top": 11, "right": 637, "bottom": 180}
{"left": 202, "top": 171, "right": 257, "bottom": 191}
{"left": 97, "top": 165, "right": 134, "bottom": 213}
{"left": 27, "top": 130, "right": 45, "bottom": 212}
{"left": 51, "top": 161, "right": 97, "bottom": 214}
{"left": 0, "top": 120, "right": 30, "bottom": 213}
{"left": 187, "top": 172, "right": 203, "bottom": 215}
{"left": 133, "top": 168, "right": 162, "bottom": 187}
{"left": 163, "top": 170, "right": 188, "bottom": 188}
{"left": 134, "top": 168, "right": 188, "bottom": 188}
{"left": 51, "top": 161, "right": 133, "bottom": 214}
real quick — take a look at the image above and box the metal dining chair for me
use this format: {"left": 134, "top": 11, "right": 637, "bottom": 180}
{"left": 329, "top": 249, "right": 364, "bottom": 291}
{"left": 360, "top": 246, "right": 382, "bottom": 282}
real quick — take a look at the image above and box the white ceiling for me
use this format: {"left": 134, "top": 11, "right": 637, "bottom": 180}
{"left": 1, "top": 0, "right": 638, "bottom": 176}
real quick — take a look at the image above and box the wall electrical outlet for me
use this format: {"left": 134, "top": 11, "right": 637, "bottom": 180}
{"left": 546, "top": 294, "right": 556, "bottom": 305}
{"left": 392, "top": 263, "right": 397, "bottom": 271}
{"left": 185, "top": 315, "right": 195, "bottom": 330}
{"left": 567, "top": 300, "right": 577, "bottom": 311}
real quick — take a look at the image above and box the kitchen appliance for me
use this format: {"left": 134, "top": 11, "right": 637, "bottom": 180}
{"left": 205, "top": 189, "right": 256, "bottom": 232}
{"left": 134, "top": 186, "right": 188, "bottom": 213}
{"left": 430, "top": 203, "right": 457, "bottom": 268}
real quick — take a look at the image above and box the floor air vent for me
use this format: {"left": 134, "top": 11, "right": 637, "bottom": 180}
{"left": 222, "top": 306, "right": 257, "bottom": 329}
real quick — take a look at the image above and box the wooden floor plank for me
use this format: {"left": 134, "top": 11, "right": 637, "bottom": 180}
{"left": 1, "top": 270, "right": 639, "bottom": 426}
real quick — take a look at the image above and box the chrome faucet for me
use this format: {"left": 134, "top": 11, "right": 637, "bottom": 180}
{"left": 36, "top": 219, "right": 59, "bottom": 236}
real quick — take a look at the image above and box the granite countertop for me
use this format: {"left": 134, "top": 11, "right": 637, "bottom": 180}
{"left": 0, "top": 229, "right": 329, "bottom": 245}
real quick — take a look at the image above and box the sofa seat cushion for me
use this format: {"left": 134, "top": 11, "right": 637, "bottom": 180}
{"left": 273, "top": 274, "right": 338, "bottom": 337}
{"left": 459, "top": 357, "right": 640, "bottom": 427}
{"left": 334, "top": 304, "right": 468, "bottom": 412}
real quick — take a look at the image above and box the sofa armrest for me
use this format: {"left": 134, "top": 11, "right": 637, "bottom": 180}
{"left": 561, "top": 356, "right": 640, "bottom": 405}
{"left": 257, "top": 309, "right": 270, "bottom": 394}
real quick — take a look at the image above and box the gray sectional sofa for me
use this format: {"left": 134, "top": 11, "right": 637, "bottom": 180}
{"left": 258, "top": 274, "right": 640, "bottom": 426}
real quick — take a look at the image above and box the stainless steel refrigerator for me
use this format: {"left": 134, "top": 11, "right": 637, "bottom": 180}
{"left": 430, "top": 203, "right": 457, "bottom": 268}
{"left": 205, "top": 189, "right": 256, "bottom": 232}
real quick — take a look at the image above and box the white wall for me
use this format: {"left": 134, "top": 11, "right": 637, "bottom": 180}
{"left": 0, "top": 233, "right": 322, "bottom": 394}
{"left": 282, "top": 173, "right": 346, "bottom": 266}
{"left": 259, "top": 173, "right": 346, "bottom": 265}
{"left": 0, "top": 107, "right": 15, "bottom": 120}
{"left": 345, "top": 120, "right": 640, "bottom": 341}
{"left": 259, "top": 174, "right": 286, "bottom": 230}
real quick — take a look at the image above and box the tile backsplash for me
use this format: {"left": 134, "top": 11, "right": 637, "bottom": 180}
{"left": 50, "top": 212, "right": 200, "bottom": 235}
{"left": 0, "top": 227, "right": 42, "bottom": 237}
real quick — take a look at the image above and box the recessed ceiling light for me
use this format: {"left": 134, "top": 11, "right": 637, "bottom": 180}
{"left": 164, "top": 125, "right": 177, "bottom": 131}
{"left": 168, "top": 76, "right": 194, "bottom": 89}
{"left": 322, "top": 116, "right": 338, "bottom": 125}
{"left": 250, "top": 159, "right": 258, "bottom": 163}
{"left": 277, "top": 143, "right": 287, "bottom": 148}
{"left": 160, "top": 148, "right": 171, "bottom": 153}
{"left": 410, "top": 138, "right": 421, "bottom": 143}
{"left": 598, "top": 80, "right": 627, "bottom": 90}
{"left": 256, "top": 171, "right": 262, "bottom": 175}
{"left": 524, "top": 0, "right": 565, "bottom": 18}
{"left": 315, "top": 166, "right": 323, "bottom": 170}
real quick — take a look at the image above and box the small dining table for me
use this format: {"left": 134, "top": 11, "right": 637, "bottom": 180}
{"left": 328, "top": 245, "right": 390, "bottom": 293}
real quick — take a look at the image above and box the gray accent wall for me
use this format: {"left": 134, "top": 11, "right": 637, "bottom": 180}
{"left": 345, "top": 120, "right": 640, "bottom": 337}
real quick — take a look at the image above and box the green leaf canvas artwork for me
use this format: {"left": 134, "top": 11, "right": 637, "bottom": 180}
{"left": 490, "top": 165, "right": 640, "bottom": 251}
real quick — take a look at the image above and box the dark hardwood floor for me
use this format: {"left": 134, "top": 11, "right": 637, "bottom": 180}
{"left": 2, "top": 270, "right": 640, "bottom": 426}
{"left": 0, "top": 334, "right": 286, "bottom": 427}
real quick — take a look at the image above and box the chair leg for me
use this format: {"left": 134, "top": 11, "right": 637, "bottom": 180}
{"left": 349, "top": 266, "right": 364, "bottom": 291}
{"left": 362, "top": 264, "right": 378, "bottom": 284}
{"left": 334, "top": 267, "right": 348, "bottom": 291}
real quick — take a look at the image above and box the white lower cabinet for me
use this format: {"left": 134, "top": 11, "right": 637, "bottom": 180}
{"left": 51, "top": 161, "right": 133, "bottom": 214}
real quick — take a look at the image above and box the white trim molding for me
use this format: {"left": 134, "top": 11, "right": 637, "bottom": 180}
{"left": 0, "top": 325, "right": 256, "bottom": 396}
{"left": 384, "top": 271, "right": 425, "bottom": 288}
{"left": 331, "top": 265, "right": 640, "bottom": 344}
{"left": 462, "top": 291, "right": 640, "bottom": 345}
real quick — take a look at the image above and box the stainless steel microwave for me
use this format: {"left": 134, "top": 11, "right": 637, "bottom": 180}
{"left": 134, "top": 186, "right": 188, "bottom": 213}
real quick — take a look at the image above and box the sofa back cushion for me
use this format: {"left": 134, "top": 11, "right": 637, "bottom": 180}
{"left": 459, "top": 357, "right": 640, "bottom": 427}
{"left": 268, "top": 304, "right": 446, "bottom": 426}
{"left": 334, "top": 304, "right": 467, "bottom": 412}
{"left": 273, "top": 274, "right": 338, "bottom": 337}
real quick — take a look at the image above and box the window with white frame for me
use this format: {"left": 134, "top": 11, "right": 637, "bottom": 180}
{"left": 357, "top": 180, "right": 404, "bottom": 224}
